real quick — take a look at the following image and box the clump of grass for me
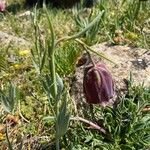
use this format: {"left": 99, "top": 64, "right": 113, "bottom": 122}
{"left": 55, "top": 41, "right": 81, "bottom": 76}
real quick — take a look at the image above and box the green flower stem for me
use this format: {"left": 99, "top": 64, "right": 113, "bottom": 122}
{"left": 49, "top": 53, "right": 57, "bottom": 99}
{"left": 44, "top": 5, "right": 57, "bottom": 100}
{"left": 33, "top": 7, "right": 40, "bottom": 65}
{"left": 75, "top": 39, "right": 117, "bottom": 65}
{"left": 6, "top": 121, "right": 13, "bottom": 150}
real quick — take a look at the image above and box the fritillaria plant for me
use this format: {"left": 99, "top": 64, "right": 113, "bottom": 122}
{"left": 31, "top": 4, "right": 106, "bottom": 150}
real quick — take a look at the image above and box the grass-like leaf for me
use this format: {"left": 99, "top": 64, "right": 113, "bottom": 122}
{"left": 56, "top": 92, "right": 70, "bottom": 139}
{"left": 0, "top": 82, "right": 16, "bottom": 113}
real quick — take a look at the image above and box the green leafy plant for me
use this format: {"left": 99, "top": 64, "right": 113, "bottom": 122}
{"left": 100, "top": 85, "right": 150, "bottom": 149}
{"left": 0, "top": 82, "right": 22, "bottom": 150}
{"left": 0, "top": 82, "right": 16, "bottom": 113}
{"left": 72, "top": 4, "right": 105, "bottom": 45}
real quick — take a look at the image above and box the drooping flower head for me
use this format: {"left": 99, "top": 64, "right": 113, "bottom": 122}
{"left": 83, "top": 62, "right": 114, "bottom": 106}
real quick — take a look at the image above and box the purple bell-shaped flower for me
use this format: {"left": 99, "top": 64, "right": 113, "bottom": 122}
{"left": 83, "top": 63, "right": 114, "bottom": 105}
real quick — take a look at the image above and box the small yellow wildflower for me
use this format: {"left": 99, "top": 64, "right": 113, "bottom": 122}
{"left": 19, "top": 50, "right": 30, "bottom": 57}
{"left": 125, "top": 32, "right": 138, "bottom": 40}
{"left": 11, "top": 64, "right": 22, "bottom": 70}
{"left": 0, "top": 133, "right": 4, "bottom": 141}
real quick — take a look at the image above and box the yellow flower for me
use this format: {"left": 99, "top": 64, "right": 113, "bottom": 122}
{"left": 11, "top": 63, "right": 22, "bottom": 70}
{"left": 19, "top": 50, "right": 30, "bottom": 56}
{"left": 125, "top": 32, "right": 138, "bottom": 40}
{"left": 0, "top": 133, "right": 5, "bottom": 141}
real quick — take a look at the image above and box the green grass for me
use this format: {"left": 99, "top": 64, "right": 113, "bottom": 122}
{"left": 0, "top": 0, "right": 150, "bottom": 149}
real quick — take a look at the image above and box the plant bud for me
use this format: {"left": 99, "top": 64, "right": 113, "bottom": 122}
{"left": 83, "top": 63, "right": 114, "bottom": 105}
